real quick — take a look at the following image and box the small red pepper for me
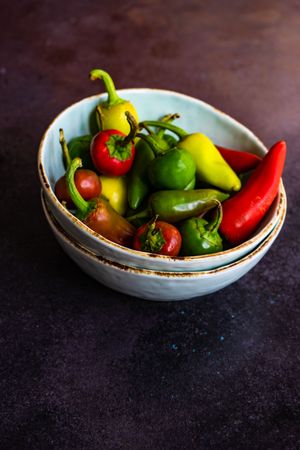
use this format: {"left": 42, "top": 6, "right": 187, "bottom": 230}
{"left": 55, "top": 129, "right": 101, "bottom": 207}
{"left": 133, "top": 216, "right": 182, "bottom": 256}
{"left": 219, "top": 141, "right": 286, "bottom": 245}
{"left": 216, "top": 146, "right": 262, "bottom": 174}
{"left": 90, "top": 112, "right": 137, "bottom": 176}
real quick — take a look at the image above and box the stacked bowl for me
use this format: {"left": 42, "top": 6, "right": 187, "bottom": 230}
{"left": 38, "top": 89, "right": 287, "bottom": 301}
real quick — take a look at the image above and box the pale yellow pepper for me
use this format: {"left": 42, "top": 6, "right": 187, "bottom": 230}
{"left": 99, "top": 175, "right": 128, "bottom": 216}
{"left": 89, "top": 69, "right": 139, "bottom": 135}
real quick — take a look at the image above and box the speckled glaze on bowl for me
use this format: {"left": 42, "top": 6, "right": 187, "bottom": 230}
{"left": 41, "top": 190, "right": 286, "bottom": 301}
{"left": 38, "top": 89, "right": 286, "bottom": 271}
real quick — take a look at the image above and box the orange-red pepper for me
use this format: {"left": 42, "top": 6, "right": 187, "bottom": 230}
{"left": 219, "top": 141, "right": 286, "bottom": 245}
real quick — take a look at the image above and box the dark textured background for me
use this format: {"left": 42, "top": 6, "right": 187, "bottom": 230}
{"left": 1, "top": 0, "right": 299, "bottom": 448}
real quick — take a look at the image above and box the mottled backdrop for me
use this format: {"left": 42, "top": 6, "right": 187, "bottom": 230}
{"left": 1, "top": 0, "right": 299, "bottom": 449}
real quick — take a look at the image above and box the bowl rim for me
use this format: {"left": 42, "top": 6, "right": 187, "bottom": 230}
{"left": 38, "top": 88, "right": 286, "bottom": 262}
{"left": 41, "top": 188, "right": 286, "bottom": 279}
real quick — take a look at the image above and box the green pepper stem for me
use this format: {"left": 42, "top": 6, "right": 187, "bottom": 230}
{"left": 140, "top": 120, "right": 188, "bottom": 139}
{"left": 156, "top": 113, "right": 180, "bottom": 139}
{"left": 126, "top": 208, "right": 149, "bottom": 224}
{"left": 136, "top": 133, "right": 168, "bottom": 156}
{"left": 66, "top": 158, "right": 90, "bottom": 217}
{"left": 206, "top": 201, "right": 223, "bottom": 233}
{"left": 120, "top": 112, "right": 138, "bottom": 147}
{"left": 59, "top": 129, "right": 72, "bottom": 169}
{"left": 142, "top": 123, "right": 154, "bottom": 136}
{"left": 89, "top": 69, "right": 123, "bottom": 106}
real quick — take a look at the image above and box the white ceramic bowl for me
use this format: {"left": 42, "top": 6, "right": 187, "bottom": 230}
{"left": 41, "top": 190, "right": 286, "bottom": 301}
{"left": 38, "top": 89, "right": 286, "bottom": 271}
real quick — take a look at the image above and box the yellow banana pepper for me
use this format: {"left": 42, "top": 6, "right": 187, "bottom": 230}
{"left": 99, "top": 175, "right": 128, "bottom": 216}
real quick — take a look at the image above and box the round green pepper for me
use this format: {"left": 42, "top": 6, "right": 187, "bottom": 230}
{"left": 137, "top": 133, "right": 196, "bottom": 190}
{"left": 178, "top": 201, "right": 223, "bottom": 255}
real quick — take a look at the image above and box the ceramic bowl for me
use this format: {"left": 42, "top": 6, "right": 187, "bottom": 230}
{"left": 41, "top": 190, "right": 286, "bottom": 301}
{"left": 38, "top": 89, "right": 286, "bottom": 271}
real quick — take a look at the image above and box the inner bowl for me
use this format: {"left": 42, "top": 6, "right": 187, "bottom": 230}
{"left": 38, "top": 89, "right": 286, "bottom": 271}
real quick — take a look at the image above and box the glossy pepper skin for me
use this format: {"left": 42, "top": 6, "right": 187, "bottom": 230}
{"left": 216, "top": 146, "right": 261, "bottom": 174}
{"left": 90, "top": 112, "right": 137, "bottom": 177}
{"left": 99, "top": 175, "right": 128, "bottom": 216}
{"left": 89, "top": 69, "right": 139, "bottom": 134}
{"left": 66, "top": 158, "right": 135, "bottom": 247}
{"left": 220, "top": 141, "right": 286, "bottom": 245}
{"left": 133, "top": 216, "right": 182, "bottom": 256}
{"left": 55, "top": 129, "right": 101, "bottom": 207}
{"left": 128, "top": 114, "right": 180, "bottom": 210}
{"left": 178, "top": 201, "right": 223, "bottom": 256}
{"left": 141, "top": 121, "right": 241, "bottom": 192}
{"left": 127, "top": 189, "right": 229, "bottom": 224}
{"left": 137, "top": 133, "right": 196, "bottom": 191}
{"left": 127, "top": 139, "right": 155, "bottom": 210}
{"left": 67, "top": 135, "right": 94, "bottom": 170}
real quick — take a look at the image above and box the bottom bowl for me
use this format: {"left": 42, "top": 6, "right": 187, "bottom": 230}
{"left": 41, "top": 192, "right": 286, "bottom": 301}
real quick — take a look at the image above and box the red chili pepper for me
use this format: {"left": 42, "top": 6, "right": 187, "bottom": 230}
{"left": 55, "top": 169, "right": 101, "bottom": 207}
{"left": 90, "top": 112, "right": 137, "bottom": 176}
{"left": 216, "top": 146, "right": 262, "bottom": 174}
{"left": 55, "top": 129, "right": 101, "bottom": 207}
{"left": 219, "top": 141, "right": 286, "bottom": 245}
{"left": 133, "top": 216, "right": 182, "bottom": 256}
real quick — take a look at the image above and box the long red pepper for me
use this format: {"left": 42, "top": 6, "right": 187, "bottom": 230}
{"left": 216, "top": 146, "right": 262, "bottom": 174}
{"left": 219, "top": 141, "right": 286, "bottom": 245}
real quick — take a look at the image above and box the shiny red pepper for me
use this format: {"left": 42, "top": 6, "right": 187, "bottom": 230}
{"left": 133, "top": 216, "right": 182, "bottom": 256}
{"left": 219, "top": 141, "right": 286, "bottom": 245}
{"left": 90, "top": 112, "right": 137, "bottom": 177}
{"left": 216, "top": 146, "right": 262, "bottom": 174}
{"left": 55, "top": 129, "right": 101, "bottom": 207}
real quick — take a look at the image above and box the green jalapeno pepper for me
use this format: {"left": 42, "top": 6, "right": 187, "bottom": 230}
{"left": 178, "top": 201, "right": 223, "bottom": 255}
{"left": 67, "top": 135, "right": 94, "bottom": 170}
{"left": 127, "top": 189, "right": 229, "bottom": 224}
{"left": 89, "top": 69, "right": 139, "bottom": 134}
{"left": 140, "top": 121, "right": 241, "bottom": 192}
{"left": 128, "top": 114, "right": 180, "bottom": 210}
{"left": 136, "top": 133, "right": 196, "bottom": 191}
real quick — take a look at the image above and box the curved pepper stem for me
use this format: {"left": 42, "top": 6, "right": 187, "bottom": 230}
{"left": 140, "top": 120, "right": 188, "bottom": 140}
{"left": 66, "top": 158, "right": 91, "bottom": 218}
{"left": 206, "top": 200, "right": 223, "bottom": 233}
{"left": 120, "top": 112, "right": 138, "bottom": 147}
{"left": 156, "top": 113, "right": 180, "bottom": 139}
{"left": 59, "top": 129, "right": 72, "bottom": 169}
{"left": 89, "top": 69, "right": 124, "bottom": 106}
{"left": 136, "top": 133, "right": 169, "bottom": 155}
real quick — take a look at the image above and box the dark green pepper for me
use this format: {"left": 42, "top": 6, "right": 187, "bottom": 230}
{"left": 127, "top": 189, "right": 229, "bottom": 224}
{"left": 178, "top": 201, "right": 223, "bottom": 255}
{"left": 66, "top": 135, "right": 94, "bottom": 170}
{"left": 128, "top": 114, "right": 179, "bottom": 210}
{"left": 137, "top": 133, "right": 196, "bottom": 190}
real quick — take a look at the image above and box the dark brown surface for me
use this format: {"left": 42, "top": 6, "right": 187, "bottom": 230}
{"left": 1, "top": 1, "right": 299, "bottom": 449}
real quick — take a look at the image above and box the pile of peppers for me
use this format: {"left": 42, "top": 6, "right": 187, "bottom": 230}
{"left": 54, "top": 68, "right": 286, "bottom": 257}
